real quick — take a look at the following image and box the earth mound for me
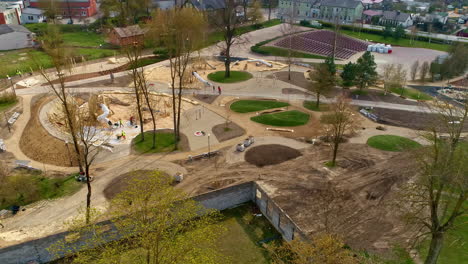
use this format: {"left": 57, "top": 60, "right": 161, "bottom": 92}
{"left": 245, "top": 144, "right": 302, "bottom": 167}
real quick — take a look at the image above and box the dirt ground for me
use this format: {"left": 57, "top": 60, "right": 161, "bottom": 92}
{"left": 245, "top": 144, "right": 302, "bottom": 167}
{"left": 372, "top": 108, "right": 468, "bottom": 132}
{"left": 348, "top": 89, "right": 422, "bottom": 106}
{"left": 19, "top": 95, "right": 82, "bottom": 167}
{"left": 177, "top": 143, "right": 417, "bottom": 255}
{"left": 211, "top": 122, "right": 245, "bottom": 142}
{"left": 68, "top": 75, "right": 132, "bottom": 88}
{"left": 193, "top": 94, "right": 219, "bottom": 104}
{"left": 103, "top": 170, "right": 163, "bottom": 200}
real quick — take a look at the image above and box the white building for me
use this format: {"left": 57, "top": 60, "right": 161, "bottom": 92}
{"left": 21, "top": 7, "right": 44, "bottom": 23}
{"left": 0, "top": 24, "right": 35, "bottom": 50}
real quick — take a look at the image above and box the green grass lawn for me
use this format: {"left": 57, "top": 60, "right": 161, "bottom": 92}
{"left": 0, "top": 172, "right": 82, "bottom": 210}
{"left": 389, "top": 87, "right": 433, "bottom": 101}
{"left": 132, "top": 131, "right": 176, "bottom": 153}
{"left": 230, "top": 100, "right": 290, "bottom": 113}
{"left": 218, "top": 203, "right": 279, "bottom": 263}
{"left": 303, "top": 101, "right": 329, "bottom": 111}
{"left": 251, "top": 110, "right": 310, "bottom": 127}
{"left": 61, "top": 31, "right": 106, "bottom": 47}
{"left": 208, "top": 71, "right": 253, "bottom": 83}
{"left": 339, "top": 29, "right": 451, "bottom": 52}
{"left": 253, "top": 45, "right": 328, "bottom": 59}
{"left": 367, "top": 135, "right": 422, "bottom": 152}
{"left": 0, "top": 93, "right": 17, "bottom": 112}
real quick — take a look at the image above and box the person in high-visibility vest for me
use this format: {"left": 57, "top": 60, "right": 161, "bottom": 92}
{"left": 121, "top": 130, "right": 126, "bottom": 140}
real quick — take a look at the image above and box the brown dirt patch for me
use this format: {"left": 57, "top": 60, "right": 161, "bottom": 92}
{"left": 68, "top": 75, "right": 132, "bottom": 88}
{"left": 103, "top": 170, "right": 168, "bottom": 200}
{"left": 211, "top": 122, "right": 245, "bottom": 142}
{"left": 268, "top": 71, "right": 309, "bottom": 89}
{"left": 282, "top": 88, "right": 310, "bottom": 96}
{"left": 19, "top": 95, "right": 82, "bottom": 167}
{"left": 193, "top": 94, "right": 219, "bottom": 104}
{"left": 347, "top": 90, "right": 421, "bottom": 106}
{"left": 245, "top": 144, "right": 302, "bottom": 167}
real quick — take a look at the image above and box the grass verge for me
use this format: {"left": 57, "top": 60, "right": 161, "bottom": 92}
{"left": 389, "top": 87, "right": 433, "bottom": 101}
{"left": 230, "top": 100, "right": 289, "bottom": 113}
{"left": 251, "top": 110, "right": 310, "bottom": 127}
{"left": 208, "top": 71, "right": 253, "bottom": 83}
{"left": 132, "top": 131, "right": 176, "bottom": 153}
{"left": 303, "top": 101, "right": 329, "bottom": 111}
{"left": 367, "top": 135, "right": 422, "bottom": 152}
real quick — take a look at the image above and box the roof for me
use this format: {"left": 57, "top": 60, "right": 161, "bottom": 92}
{"left": 21, "top": 7, "right": 43, "bottom": 15}
{"left": 187, "top": 0, "right": 225, "bottom": 10}
{"left": 0, "top": 24, "right": 31, "bottom": 35}
{"left": 320, "top": 0, "right": 362, "bottom": 8}
{"left": 363, "top": 9, "right": 383, "bottom": 16}
{"left": 382, "top": 10, "right": 411, "bottom": 22}
{"left": 112, "top": 25, "right": 145, "bottom": 38}
{"left": 361, "top": 0, "right": 383, "bottom": 4}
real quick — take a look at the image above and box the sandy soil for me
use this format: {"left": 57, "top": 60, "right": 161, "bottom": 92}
{"left": 211, "top": 122, "right": 245, "bottom": 142}
{"left": 245, "top": 144, "right": 302, "bottom": 167}
{"left": 177, "top": 143, "right": 417, "bottom": 255}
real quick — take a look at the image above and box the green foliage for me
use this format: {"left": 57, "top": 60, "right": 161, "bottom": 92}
{"left": 383, "top": 25, "right": 393, "bottom": 39}
{"left": 208, "top": 71, "right": 253, "bottom": 83}
{"left": 393, "top": 24, "right": 406, "bottom": 40}
{"left": 250, "top": 110, "right": 310, "bottom": 127}
{"left": 367, "top": 135, "right": 422, "bottom": 152}
{"left": 0, "top": 171, "right": 82, "bottom": 210}
{"left": 132, "top": 132, "right": 176, "bottom": 153}
{"left": 303, "top": 101, "right": 329, "bottom": 111}
{"left": 230, "top": 100, "right": 289, "bottom": 113}
{"left": 355, "top": 51, "right": 378, "bottom": 91}
{"left": 341, "top": 62, "right": 358, "bottom": 87}
{"left": 389, "top": 87, "right": 432, "bottom": 100}
{"left": 324, "top": 56, "right": 336, "bottom": 75}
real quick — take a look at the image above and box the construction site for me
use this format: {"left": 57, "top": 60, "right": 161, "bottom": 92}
{"left": 0, "top": 23, "right": 466, "bottom": 264}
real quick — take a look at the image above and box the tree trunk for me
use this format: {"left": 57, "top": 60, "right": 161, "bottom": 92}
{"left": 225, "top": 46, "right": 231, "bottom": 78}
{"left": 268, "top": 0, "right": 272, "bottom": 21}
{"left": 85, "top": 164, "right": 91, "bottom": 224}
{"left": 171, "top": 80, "right": 177, "bottom": 148}
{"left": 424, "top": 232, "right": 444, "bottom": 264}
{"left": 63, "top": 104, "right": 84, "bottom": 173}
{"left": 332, "top": 141, "right": 339, "bottom": 166}
{"left": 316, "top": 92, "right": 320, "bottom": 108}
{"left": 133, "top": 72, "right": 145, "bottom": 142}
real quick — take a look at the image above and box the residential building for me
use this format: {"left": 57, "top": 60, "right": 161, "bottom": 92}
{"left": 0, "top": 24, "right": 35, "bottom": 50}
{"left": 278, "top": 0, "right": 364, "bottom": 23}
{"left": 380, "top": 10, "right": 413, "bottom": 27}
{"left": 21, "top": 7, "right": 44, "bottom": 23}
{"left": 401, "top": 0, "right": 429, "bottom": 12}
{"left": 362, "top": 9, "right": 382, "bottom": 23}
{"left": 108, "top": 25, "right": 145, "bottom": 46}
{"left": 0, "top": 4, "right": 21, "bottom": 25}
{"left": 361, "top": 0, "right": 382, "bottom": 10}
{"left": 29, "top": 0, "right": 97, "bottom": 18}
{"left": 424, "top": 12, "right": 449, "bottom": 24}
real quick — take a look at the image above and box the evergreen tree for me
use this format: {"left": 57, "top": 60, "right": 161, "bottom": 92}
{"left": 324, "top": 56, "right": 336, "bottom": 75}
{"left": 393, "top": 24, "right": 406, "bottom": 40}
{"left": 355, "top": 51, "right": 378, "bottom": 91}
{"left": 340, "top": 62, "right": 357, "bottom": 88}
{"left": 383, "top": 24, "right": 393, "bottom": 39}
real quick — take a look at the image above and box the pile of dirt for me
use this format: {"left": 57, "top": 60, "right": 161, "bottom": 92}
{"left": 193, "top": 94, "right": 219, "bottom": 104}
{"left": 211, "top": 122, "right": 245, "bottom": 142}
{"left": 245, "top": 144, "right": 302, "bottom": 167}
{"left": 19, "top": 95, "right": 82, "bottom": 167}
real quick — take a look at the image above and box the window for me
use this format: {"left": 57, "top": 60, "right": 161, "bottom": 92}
{"left": 28, "top": 15, "right": 33, "bottom": 20}
{"left": 81, "top": 11, "right": 87, "bottom": 16}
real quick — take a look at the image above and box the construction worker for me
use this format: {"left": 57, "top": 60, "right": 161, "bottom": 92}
{"left": 121, "top": 130, "right": 126, "bottom": 140}
{"left": 218, "top": 86, "right": 222, "bottom": 95}
{"left": 119, "top": 119, "right": 123, "bottom": 128}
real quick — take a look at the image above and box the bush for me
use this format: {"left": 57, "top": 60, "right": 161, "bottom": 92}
{"left": 300, "top": 20, "right": 311, "bottom": 27}
{"left": 153, "top": 47, "right": 170, "bottom": 60}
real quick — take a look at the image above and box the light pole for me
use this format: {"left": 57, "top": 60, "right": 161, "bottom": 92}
{"left": 6, "top": 75, "right": 16, "bottom": 97}
{"left": 207, "top": 133, "right": 211, "bottom": 158}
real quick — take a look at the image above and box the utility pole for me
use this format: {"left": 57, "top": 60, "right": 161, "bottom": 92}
{"left": 6, "top": 75, "right": 16, "bottom": 97}
{"left": 207, "top": 133, "right": 211, "bottom": 158}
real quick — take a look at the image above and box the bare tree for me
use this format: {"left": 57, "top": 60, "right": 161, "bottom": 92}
{"left": 38, "top": 24, "right": 84, "bottom": 173}
{"left": 136, "top": 66, "right": 157, "bottom": 149}
{"left": 308, "top": 64, "right": 334, "bottom": 108}
{"left": 382, "top": 63, "right": 395, "bottom": 95}
{"left": 211, "top": 0, "right": 246, "bottom": 78}
{"left": 420, "top": 61, "right": 430, "bottom": 84}
{"left": 123, "top": 43, "right": 145, "bottom": 142}
{"left": 153, "top": 8, "right": 206, "bottom": 147}
{"left": 411, "top": 60, "right": 420, "bottom": 81}
{"left": 280, "top": 1, "right": 299, "bottom": 81}
{"left": 320, "top": 96, "right": 358, "bottom": 166}
{"left": 401, "top": 98, "right": 468, "bottom": 264}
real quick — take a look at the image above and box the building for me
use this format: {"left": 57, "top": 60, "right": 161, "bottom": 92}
{"left": 424, "top": 12, "right": 449, "bottom": 24}
{"left": 108, "top": 25, "right": 145, "bottom": 46}
{"left": 278, "top": 0, "right": 364, "bottom": 24}
{"left": 0, "top": 2, "right": 22, "bottom": 24}
{"left": 21, "top": 7, "right": 44, "bottom": 23}
{"left": 0, "top": 24, "right": 35, "bottom": 50}
{"left": 380, "top": 10, "right": 413, "bottom": 27}
{"left": 29, "top": 0, "right": 97, "bottom": 18}
{"left": 361, "top": 0, "right": 382, "bottom": 10}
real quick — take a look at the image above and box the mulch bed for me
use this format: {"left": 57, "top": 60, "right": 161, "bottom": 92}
{"left": 68, "top": 75, "right": 132, "bottom": 88}
{"left": 372, "top": 108, "right": 468, "bottom": 132}
{"left": 348, "top": 90, "right": 421, "bottom": 106}
{"left": 268, "top": 71, "right": 309, "bottom": 89}
{"left": 211, "top": 122, "right": 245, "bottom": 142}
{"left": 103, "top": 170, "right": 168, "bottom": 200}
{"left": 193, "top": 94, "right": 219, "bottom": 104}
{"left": 245, "top": 144, "right": 302, "bottom": 167}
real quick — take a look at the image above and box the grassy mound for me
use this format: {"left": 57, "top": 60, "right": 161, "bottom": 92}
{"left": 245, "top": 144, "right": 302, "bottom": 167}
{"left": 208, "top": 71, "right": 253, "bottom": 83}
{"left": 133, "top": 131, "right": 176, "bottom": 153}
{"left": 251, "top": 110, "right": 309, "bottom": 127}
{"left": 367, "top": 135, "right": 422, "bottom": 152}
{"left": 230, "top": 100, "right": 289, "bottom": 113}
{"left": 390, "top": 87, "right": 432, "bottom": 101}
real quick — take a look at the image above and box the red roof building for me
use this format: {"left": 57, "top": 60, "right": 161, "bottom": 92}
{"left": 29, "top": 0, "right": 97, "bottom": 18}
